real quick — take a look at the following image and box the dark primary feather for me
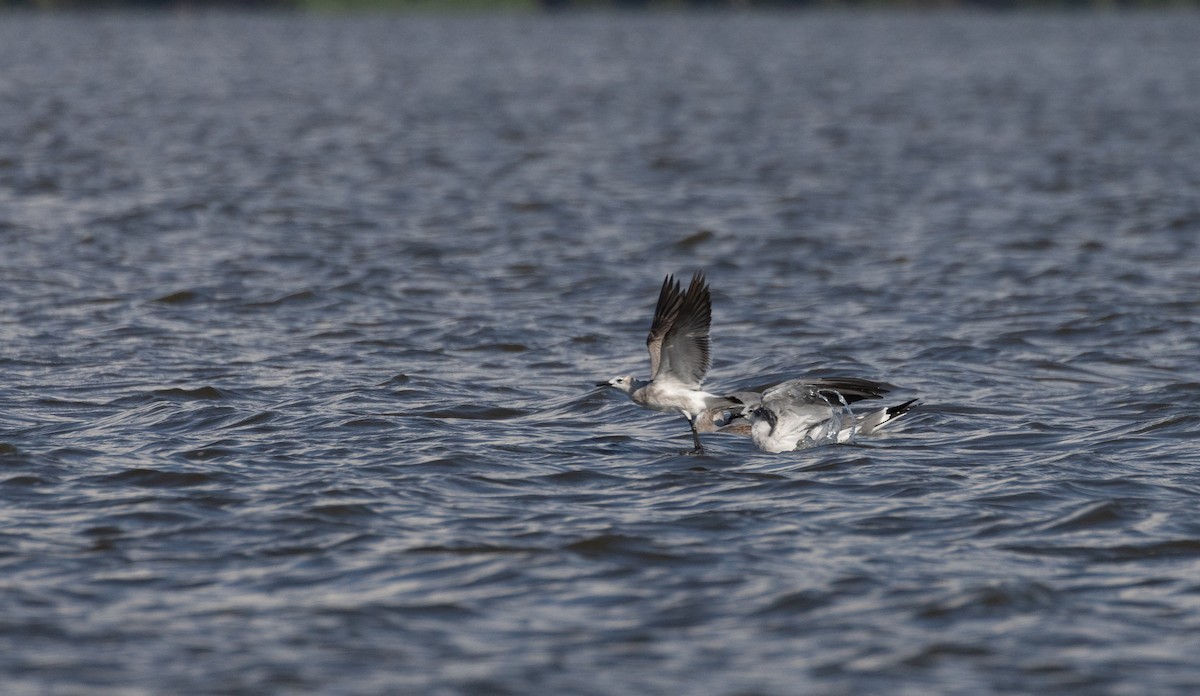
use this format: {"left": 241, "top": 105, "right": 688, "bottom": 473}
{"left": 886, "top": 399, "right": 919, "bottom": 419}
{"left": 653, "top": 272, "right": 712, "bottom": 385}
{"left": 646, "top": 275, "right": 684, "bottom": 379}
{"left": 858, "top": 398, "right": 919, "bottom": 435}
{"left": 807, "top": 377, "right": 891, "bottom": 404}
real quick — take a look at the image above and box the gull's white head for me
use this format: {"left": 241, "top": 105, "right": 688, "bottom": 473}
{"left": 598, "top": 375, "right": 637, "bottom": 394}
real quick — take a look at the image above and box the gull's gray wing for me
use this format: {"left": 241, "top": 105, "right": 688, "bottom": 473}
{"left": 759, "top": 381, "right": 845, "bottom": 435}
{"left": 761, "top": 381, "right": 834, "bottom": 410}
{"left": 802, "top": 377, "right": 890, "bottom": 403}
{"left": 646, "top": 274, "right": 684, "bottom": 379}
{"left": 651, "top": 272, "right": 712, "bottom": 387}
{"left": 741, "top": 376, "right": 890, "bottom": 405}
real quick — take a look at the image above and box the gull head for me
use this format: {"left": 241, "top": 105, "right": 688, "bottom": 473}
{"left": 597, "top": 375, "right": 637, "bottom": 394}
{"left": 747, "top": 403, "right": 777, "bottom": 429}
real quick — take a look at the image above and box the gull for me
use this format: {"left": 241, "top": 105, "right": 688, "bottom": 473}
{"left": 694, "top": 389, "right": 761, "bottom": 436}
{"left": 744, "top": 379, "right": 918, "bottom": 453}
{"left": 698, "top": 377, "right": 915, "bottom": 449}
{"left": 597, "top": 272, "right": 737, "bottom": 454}
{"left": 696, "top": 378, "right": 893, "bottom": 436}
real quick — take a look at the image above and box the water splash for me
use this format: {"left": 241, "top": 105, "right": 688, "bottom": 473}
{"left": 798, "top": 387, "right": 858, "bottom": 449}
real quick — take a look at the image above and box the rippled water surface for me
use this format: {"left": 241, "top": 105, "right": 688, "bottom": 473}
{"left": 3, "top": 10, "right": 1200, "bottom": 694}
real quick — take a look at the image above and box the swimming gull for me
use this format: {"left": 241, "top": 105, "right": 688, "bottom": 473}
{"left": 597, "top": 272, "right": 738, "bottom": 454}
{"left": 696, "top": 378, "right": 889, "bottom": 435}
{"left": 744, "top": 379, "right": 918, "bottom": 453}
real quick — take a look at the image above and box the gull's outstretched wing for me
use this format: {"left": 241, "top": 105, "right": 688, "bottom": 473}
{"left": 740, "top": 376, "right": 891, "bottom": 405}
{"left": 761, "top": 381, "right": 842, "bottom": 424}
{"left": 802, "top": 377, "right": 890, "bottom": 404}
{"left": 650, "top": 272, "right": 712, "bottom": 387}
{"left": 646, "top": 274, "right": 684, "bottom": 379}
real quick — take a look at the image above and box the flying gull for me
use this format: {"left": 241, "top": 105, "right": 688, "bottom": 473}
{"left": 597, "top": 272, "right": 737, "bottom": 454}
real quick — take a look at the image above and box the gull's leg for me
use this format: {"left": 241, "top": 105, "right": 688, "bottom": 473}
{"left": 687, "top": 417, "right": 705, "bottom": 455}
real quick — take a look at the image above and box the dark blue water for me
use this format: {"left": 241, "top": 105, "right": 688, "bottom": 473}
{"left": 2, "top": 10, "right": 1200, "bottom": 694}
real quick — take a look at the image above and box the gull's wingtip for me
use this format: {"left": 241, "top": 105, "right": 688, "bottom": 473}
{"left": 858, "top": 398, "right": 919, "bottom": 435}
{"left": 886, "top": 398, "right": 919, "bottom": 419}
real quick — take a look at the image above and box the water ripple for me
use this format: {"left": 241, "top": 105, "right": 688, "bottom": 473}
{"left": 2, "top": 10, "right": 1200, "bottom": 696}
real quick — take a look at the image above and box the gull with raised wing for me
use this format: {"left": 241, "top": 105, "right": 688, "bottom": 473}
{"left": 597, "top": 272, "right": 737, "bottom": 454}
{"left": 698, "top": 377, "right": 915, "bottom": 447}
{"left": 745, "top": 379, "right": 917, "bottom": 454}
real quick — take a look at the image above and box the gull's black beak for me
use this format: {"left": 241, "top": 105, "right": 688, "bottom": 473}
{"left": 595, "top": 381, "right": 610, "bottom": 388}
